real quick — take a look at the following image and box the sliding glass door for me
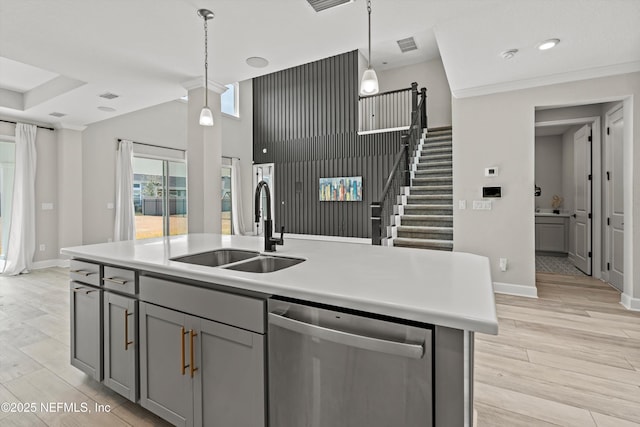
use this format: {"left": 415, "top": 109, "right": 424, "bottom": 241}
{"left": 133, "top": 157, "right": 187, "bottom": 239}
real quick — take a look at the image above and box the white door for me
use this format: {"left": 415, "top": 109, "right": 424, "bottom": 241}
{"left": 573, "top": 124, "right": 592, "bottom": 275}
{"left": 606, "top": 106, "right": 624, "bottom": 291}
{"left": 252, "top": 163, "right": 275, "bottom": 235}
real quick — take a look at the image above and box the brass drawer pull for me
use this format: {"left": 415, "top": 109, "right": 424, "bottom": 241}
{"left": 70, "top": 269, "right": 97, "bottom": 277}
{"left": 124, "top": 309, "right": 134, "bottom": 350}
{"left": 103, "top": 277, "right": 128, "bottom": 285}
{"left": 190, "top": 330, "right": 198, "bottom": 378}
{"left": 181, "top": 327, "right": 189, "bottom": 375}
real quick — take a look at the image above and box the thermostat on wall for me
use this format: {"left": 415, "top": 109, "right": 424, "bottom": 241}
{"left": 485, "top": 167, "right": 499, "bottom": 177}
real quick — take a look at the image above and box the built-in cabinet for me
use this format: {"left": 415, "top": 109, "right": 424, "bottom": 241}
{"left": 70, "top": 260, "right": 266, "bottom": 427}
{"left": 69, "top": 260, "right": 103, "bottom": 381}
{"left": 138, "top": 275, "right": 266, "bottom": 427}
{"left": 535, "top": 215, "right": 569, "bottom": 254}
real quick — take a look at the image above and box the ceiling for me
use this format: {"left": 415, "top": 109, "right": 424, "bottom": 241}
{"left": 1, "top": 0, "right": 639, "bottom": 129}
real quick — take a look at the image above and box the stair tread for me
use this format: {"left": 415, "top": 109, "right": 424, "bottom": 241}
{"left": 397, "top": 225, "right": 453, "bottom": 231}
{"left": 393, "top": 237, "right": 454, "bottom": 246}
{"left": 401, "top": 214, "right": 453, "bottom": 219}
{"left": 414, "top": 169, "right": 453, "bottom": 174}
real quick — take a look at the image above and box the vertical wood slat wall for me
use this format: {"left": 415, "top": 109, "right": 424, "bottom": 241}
{"left": 253, "top": 51, "right": 402, "bottom": 238}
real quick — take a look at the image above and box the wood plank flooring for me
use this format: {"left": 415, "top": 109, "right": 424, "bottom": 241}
{"left": 475, "top": 273, "right": 640, "bottom": 426}
{"left": 1, "top": 268, "right": 639, "bottom": 426}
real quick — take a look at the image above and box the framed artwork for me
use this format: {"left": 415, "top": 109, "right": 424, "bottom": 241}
{"left": 319, "top": 176, "right": 362, "bottom": 202}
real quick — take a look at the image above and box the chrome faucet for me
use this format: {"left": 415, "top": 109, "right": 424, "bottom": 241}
{"left": 254, "top": 180, "right": 284, "bottom": 252}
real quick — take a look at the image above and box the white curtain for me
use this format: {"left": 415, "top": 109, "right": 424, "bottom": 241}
{"left": 230, "top": 158, "right": 246, "bottom": 235}
{"left": 3, "top": 123, "right": 37, "bottom": 276}
{"left": 114, "top": 140, "right": 135, "bottom": 241}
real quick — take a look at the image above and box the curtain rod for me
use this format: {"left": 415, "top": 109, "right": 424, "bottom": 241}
{"left": 0, "top": 119, "right": 55, "bottom": 132}
{"left": 117, "top": 138, "right": 185, "bottom": 152}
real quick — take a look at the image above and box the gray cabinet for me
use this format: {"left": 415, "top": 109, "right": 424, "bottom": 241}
{"left": 139, "top": 300, "right": 266, "bottom": 427}
{"left": 535, "top": 216, "right": 569, "bottom": 254}
{"left": 104, "top": 292, "right": 137, "bottom": 402}
{"left": 70, "top": 281, "right": 102, "bottom": 381}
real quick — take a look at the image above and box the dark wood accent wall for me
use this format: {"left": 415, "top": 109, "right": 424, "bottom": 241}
{"left": 253, "top": 51, "right": 402, "bottom": 238}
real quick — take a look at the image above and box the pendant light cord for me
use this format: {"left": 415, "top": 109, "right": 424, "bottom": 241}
{"left": 204, "top": 16, "right": 209, "bottom": 106}
{"left": 367, "top": 0, "right": 372, "bottom": 68}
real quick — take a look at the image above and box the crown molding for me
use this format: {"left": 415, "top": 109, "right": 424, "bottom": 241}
{"left": 182, "top": 77, "right": 228, "bottom": 94}
{"left": 56, "top": 122, "right": 87, "bottom": 131}
{"left": 452, "top": 60, "right": 640, "bottom": 99}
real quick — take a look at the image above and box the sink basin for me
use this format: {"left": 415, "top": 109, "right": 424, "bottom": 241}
{"left": 224, "top": 255, "right": 305, "bottom": 273}
{"left": 171, "top": 249, "right": 259, "bottom": 267}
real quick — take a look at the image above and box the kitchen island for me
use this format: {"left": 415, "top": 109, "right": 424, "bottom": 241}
{"left": 62, "top": 233, "right": 498, "bottom": 427}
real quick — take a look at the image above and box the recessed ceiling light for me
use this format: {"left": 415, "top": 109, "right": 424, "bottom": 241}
{"left": 500, "top": 49, "right": 518, "bottom": 60}
{"left": 246, "top": 57, "right": 269, "bottom": 68}
{"left": 98, "top": 106, "right": 116, "bottom": 112}
{"left": 49, "top": 112, "right": 67, "bottom": 117}
{"left": 538, "top": 38, "right": 560, "bottom": 51}
{"left": 99, "top": 92, "right": 120, "bottom": 99}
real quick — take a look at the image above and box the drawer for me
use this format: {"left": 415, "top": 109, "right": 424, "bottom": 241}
{"left": 140, "top": 275, "right": 266, "bottom": 334}
{"left": 69, "top": 260, "right": 101, "bottom": 286}
{"left": 103, "top": 266, "right": 138, "bottom": 295}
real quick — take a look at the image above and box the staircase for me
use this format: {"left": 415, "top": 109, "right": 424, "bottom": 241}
{"left": 388, "top": 126, "right": 453, "bottom": 251}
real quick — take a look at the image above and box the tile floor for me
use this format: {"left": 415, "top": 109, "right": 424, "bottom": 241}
{"left": 536, "top": 255, "right": 587, "bottom": 276}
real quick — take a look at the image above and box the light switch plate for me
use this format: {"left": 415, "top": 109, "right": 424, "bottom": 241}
{"left": 107, "top": 202, "right": 114, "bottom": 209}
{"left": 485, "top": 167, "right": 499, "bottom": 177}
{"left": 41, "top": 202, "right": 54, "bottom": 210}
{"left": 473, "top": 200, "right": 492, "bottom": 210}
{"left": 459, "top": 200, "right": 466, "bottom": 210}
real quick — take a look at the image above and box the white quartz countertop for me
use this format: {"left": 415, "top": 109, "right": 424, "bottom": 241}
{"left": 61, "top": 234, "right": 498, "bottom": 334}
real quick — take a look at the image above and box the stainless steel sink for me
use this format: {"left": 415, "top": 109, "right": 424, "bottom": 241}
{"left": 171, "top": 249, "right": 259, "bottom": 267}
{"left": 224, "top": 255, "right": 305, "bottom": 273}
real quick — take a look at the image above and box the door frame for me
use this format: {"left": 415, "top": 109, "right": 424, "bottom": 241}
{"left": 534, "top": 116, "right": 602, "bottom": 279}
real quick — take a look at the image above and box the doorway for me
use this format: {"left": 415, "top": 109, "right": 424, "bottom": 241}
{"left": 534, "top": 102, "right": 625, "bottom": 290}
{"left": 252, "top": 163, "right": 275, "bottom": 235}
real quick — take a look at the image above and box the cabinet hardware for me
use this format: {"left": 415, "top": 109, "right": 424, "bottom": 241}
{"left": 125, "top": 309, "right": 134, "bottom": 350}
{"left": 72, "top": 287, "right": 97, "bottom": 294}
{"left": 181, "top": 327, "right": 189, "bottom": 375}
{"left": 190, "top": 330, "right": 198, "bottom": 378}
{"left": 103, "top": 277, "right": 128, "bottom": 285}
{"left": 70, "top": 269, "right": 97, "bottom": 276}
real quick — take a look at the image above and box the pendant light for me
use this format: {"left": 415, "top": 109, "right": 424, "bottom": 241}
{"left": 360, "top": 0, "right": 379, "bottom": 96}
{"left": 198, "top": 9, "right": 215, "bottom": 126}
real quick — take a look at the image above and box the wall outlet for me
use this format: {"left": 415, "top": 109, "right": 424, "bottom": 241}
{"left": 459, "top": 200, "right": 466, "bottom": 210}
{"left": 499, "top": 258, "right": 508, "bottom": 271}
{"left": 107, "top": 202, "right": 114, "bottom": 209}
{"left": 39, "top": 244, "right": 45, "bottom": 251}
{"left": 472, "top": 200, "right": 492, "bottom": 210}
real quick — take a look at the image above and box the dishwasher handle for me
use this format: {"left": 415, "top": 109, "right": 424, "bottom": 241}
{"left": 268, "top": 312, "right": 424, "bottom": 359}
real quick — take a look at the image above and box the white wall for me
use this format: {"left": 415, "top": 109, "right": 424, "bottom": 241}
{"left": 452, "top": 71, "right": 639, "bottom": 305}
{"left": 534, "top": 135, "right": 563, "bottom": 210}
{"left": 81, "top": 100, "right": 187, "bottom": 244}
{"left": 0, "top": 120, "right": 59, "bottom": 263}
{"left": 220, "top": 79, "right": 254, "bottom": 233}
{"left": 57, "top": 129, "right": 83, "bottom": 254}
{"left": 377, "top": 58, "right": 452, "bottom": 128}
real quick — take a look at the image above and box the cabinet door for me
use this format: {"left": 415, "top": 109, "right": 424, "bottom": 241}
{"left": 139, "top": 302, "right": 193, "bottom": 427}
{"left": 191, "top": 316, "right": 265, "bottom": 427}
{"left": 104, "top": 292, "right": 137, "bottom": 402}
{"left": 538, "top": 223, "right": 567, "bottom": 252}
{"left": 70, "top": 282, "right": 102, "bottom": 381}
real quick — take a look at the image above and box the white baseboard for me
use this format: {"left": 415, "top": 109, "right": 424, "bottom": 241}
{"left": 621, "top": 293, "right": 640, "bottom": 311}
{"left": 284, "top": 233, "right": 371, "bottom": 245}
{"left": 493, "top": 282, "right": 538, "bottom": 298}
{"left": 32, "top": 259, "right": 70, "bottom": 270}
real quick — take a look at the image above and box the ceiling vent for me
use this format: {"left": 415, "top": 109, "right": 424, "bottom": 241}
{"left": 397, "top": 37, "right": 418, "bottom": 53}
{"left": 99, "top": 92, "right": 120, "bottom": 100}
{"left": 49, "top": 112, "right": 66, "bottom": 117}
{"left": 306, "top": 0, "right": 354, "bottom": 12}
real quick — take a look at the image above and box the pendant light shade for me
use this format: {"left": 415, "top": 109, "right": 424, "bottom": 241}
{"left": 199, "top": 106, "right": 214, "bottom": 126}
{"left": 360, "top": 67, "right": 379, "bottom": 95}
{"left": 198, "top": 9, "right": 215, "bottom": 126}
{"left": 360, "top": 0, "right": 379, "bottom": 96}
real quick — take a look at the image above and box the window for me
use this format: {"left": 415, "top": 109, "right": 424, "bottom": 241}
{"left": 221, "top": 166, "right": 232, "bottom": 234}
{"left": 133, "top": 157, "right": 187, "bottom": 239}
{"left": 0, "top": 141, "right": 15, "bottom": 260}
{"left": 221, "top": 83, "right": 239, "bottom": 117}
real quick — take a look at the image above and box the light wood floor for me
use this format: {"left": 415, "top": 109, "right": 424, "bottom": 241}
{"left": 1, "top": 269, "right": 638, "bottom": 426}
{"left": 475, "top": 273, "right": 640, "bottom": 426}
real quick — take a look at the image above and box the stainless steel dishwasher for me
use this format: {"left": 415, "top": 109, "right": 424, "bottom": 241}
{"left": 268, "top": 298, "right": 433, "bottom": 427}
